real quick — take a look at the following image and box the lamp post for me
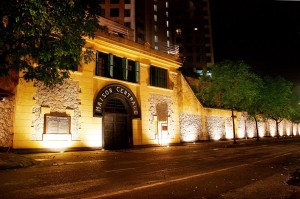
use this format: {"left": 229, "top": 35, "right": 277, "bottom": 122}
{"left": 231, "top": 110, "right": 237, "bottom": 144}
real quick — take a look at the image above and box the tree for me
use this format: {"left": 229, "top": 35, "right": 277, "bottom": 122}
{"left": 0, "top": 0, "right": 101, "bottom": 86}
{"left": 260, "top": 76, "right": 294, "bottom": 138}
{"left": 198, "top": 60, "right": 262, "bottom": 143}
{"left": 290, "top": 92, "right": 300, "bottom": 136}
{"left": 243, "top": 75, "right": 264, "bottom": 141}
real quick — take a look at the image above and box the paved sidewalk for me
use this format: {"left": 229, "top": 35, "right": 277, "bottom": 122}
{"left": 1, "top": 136, "right": 300, "bottom": 170}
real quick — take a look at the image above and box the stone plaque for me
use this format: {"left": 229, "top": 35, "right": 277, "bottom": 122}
{"left": 44, "top": 113, "right": 71, "bottom": 134}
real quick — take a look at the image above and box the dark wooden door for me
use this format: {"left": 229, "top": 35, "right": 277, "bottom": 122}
{"left": 103, "top": 113, "right": 132, "bottom": 149}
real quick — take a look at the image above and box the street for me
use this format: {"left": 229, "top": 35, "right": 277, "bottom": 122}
{"left": 1, "top": 139, "right": 300, "bottom": 199}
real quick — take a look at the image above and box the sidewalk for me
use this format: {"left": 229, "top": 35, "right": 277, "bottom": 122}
{"left": 1, "top": 136, "right": 299, "bottom": 170}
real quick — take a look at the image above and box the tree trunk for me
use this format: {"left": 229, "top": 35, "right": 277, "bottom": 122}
{"left": 254, "top": 117, "right": 260, "bottom": 141}
{"left": 232, "top": 109, "right": 237, "bottom": 144}
{"left": 276, "top": 120, "right": 279, "bottom": 139}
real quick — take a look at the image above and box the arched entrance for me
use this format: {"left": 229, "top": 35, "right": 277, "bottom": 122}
{"left": 103, "top": 98, "right": 132, "bottom": 149}
{"left": 94, "top": 84, "right": 140, "bottom": 150}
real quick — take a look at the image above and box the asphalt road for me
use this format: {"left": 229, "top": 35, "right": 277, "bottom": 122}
{"left": 1, "top": 140, "right": 300, "bottom": 199}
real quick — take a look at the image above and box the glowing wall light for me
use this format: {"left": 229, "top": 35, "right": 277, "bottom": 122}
{"left": 258, "top": 122, "right": 266, "bottom": 137}
{"left": 181, "top": 126, "right": 198, "bottom": 142}
{"left": 206, "top": 116, "right": 225, "bottom": 141}
{"left": 246, "top": 120, "right": 255, "bottom": 138}
{"left": 225, "top": 118, "right": 233, "bottom": 139}
{"left": 212, "top": 133, "right": 222, "bottom": 141}
{"left": 84, "top": 135, "right": 102, "bottom": 148}
{"left": 269, "top": 120, "right": 276, "bottom": 137}
{"left": 179, "top": 114, "right": 201, "bottom": 142}
{"left": 279, "top": 122, "right": 284, "bottom": 136}
{"left": 42, "top": 134, "right": 72, "bottom": 152}
{"left": 237, "top": 118, "right": 246, "bottom": 139}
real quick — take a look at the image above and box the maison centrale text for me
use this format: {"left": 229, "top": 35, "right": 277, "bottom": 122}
{"left": 94, "top": 84, "right": 139, "bottom": 116}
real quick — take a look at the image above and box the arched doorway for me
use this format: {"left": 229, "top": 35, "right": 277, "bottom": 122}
{"left": 103, "top": 98, "right": 132, "bottom": 149}
{"left": 94, "top": 84, "right": 140, "bottom": 150}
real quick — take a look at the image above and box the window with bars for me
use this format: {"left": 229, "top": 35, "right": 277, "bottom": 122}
{"left": 150, "top": 66, "right": 168, "bottom": 88}
{"left": 96, "top": 51, "right": 139, "bottom": 83}
{"left": 105, "top": 98, "right": 127, "bottom": 113}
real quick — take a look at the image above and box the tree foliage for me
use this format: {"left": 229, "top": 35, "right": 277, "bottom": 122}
{"left": 198, "top": 60, "right": 262, "bottom": 143}
{"left": 260, "top": 76, "right": 294, "bottom": 138}
{"left": 0, "top": 0, "right": 101, "bottom": 86}
{"left": 198, "top": 60, "right": 262, "bottom": 111}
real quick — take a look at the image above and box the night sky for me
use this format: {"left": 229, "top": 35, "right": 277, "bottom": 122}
{"left": 210, "top": 0, "right": 300, "bottom": 83}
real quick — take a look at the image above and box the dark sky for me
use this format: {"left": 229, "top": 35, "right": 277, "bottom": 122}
{"left": 210, "top": 0, "right": 300, "bottom": 83}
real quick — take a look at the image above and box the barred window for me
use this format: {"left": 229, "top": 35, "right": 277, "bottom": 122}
{"left": 150, "top": 66, "right": 167, "bottom": 88}
{"left": 96, "top": 51, "right": 139, "bottom": 83}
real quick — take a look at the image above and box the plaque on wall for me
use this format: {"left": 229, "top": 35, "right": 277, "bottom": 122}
{"left": 44, "top": 112, "right": 71, "bottom": 134}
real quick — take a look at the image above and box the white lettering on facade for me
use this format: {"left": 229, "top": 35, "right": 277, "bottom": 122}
{"left": 96, "top": 85, "right": 139, "bottom": 116}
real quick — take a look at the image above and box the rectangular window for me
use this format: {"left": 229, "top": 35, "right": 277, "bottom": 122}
{"left": 96, "top": 51, "right": 109, "bottom": 76}
{"left": 113, "top": 56, "right": 122, "bottom": 80}
{"left": 125, "top": 0, "right": 131, "bottom": 4}
{"left": 110, "top": 0, "right": 119, "bottom": 4}
{"left": 110, "top": 8, "right": 119, "bottom": 17}
{"left": 126, "top": 60, "right": 139, "bottom": 83}
{"left": 150, "top": 66, "right": 167, "bottom": 88}
{"left": 124, "top": 9, "right": 131, "bottom": 17}
{"left": 96, "top": 52, "right": 139, "bottom": 83}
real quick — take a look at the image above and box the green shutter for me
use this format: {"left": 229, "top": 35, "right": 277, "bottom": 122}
{"left": 95, "top": 52, "right": 99, "bottom": 75}
{"left": 135, "top": 61, "right": 140, "bottom": 83}
{"left": 122, "top": 58, "right": 128, "bottom": 80}
{"left": 108, "top": 54, "right": 114, "bottom": 77}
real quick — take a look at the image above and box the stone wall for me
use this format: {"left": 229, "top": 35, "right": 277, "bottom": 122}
{"left": 148, "top": 94, "right": 175, "bottom": 139}
{"left": 180, "top": 114, "right": 201, "bottom": 142}
{"left": 32, "top": 80, "right": 81, "bottom": 140}
{"left": 0, "top": 97, "right": 14, "bottom": 148}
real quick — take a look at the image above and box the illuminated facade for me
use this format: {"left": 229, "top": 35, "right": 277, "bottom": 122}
{"left": 0, "top": 31, "right": 299, "bottom": 150}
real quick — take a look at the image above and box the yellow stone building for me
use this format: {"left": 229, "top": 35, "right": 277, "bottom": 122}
{"left": 0, "top": 31, "right": 299, "bottom": 150}
{"left": 9, "top": 31, "right": 202, "bottom": 150}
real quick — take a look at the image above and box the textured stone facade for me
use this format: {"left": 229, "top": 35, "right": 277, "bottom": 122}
{"left": 206, "top": 116, "right": 226, "bottom": 140}
{"left": 179, "top": 114, "right": 201, "bottom": 142}
{"left": 149, "top": 94, "right": 175, "bottom": 138}
{"left": 0, "top": 97, "right": 14, "bottom": 147}
{"left": 32, "top": 80, "right": 81, "bottom": 141}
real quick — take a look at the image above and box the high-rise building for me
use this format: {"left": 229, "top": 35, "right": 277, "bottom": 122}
{"left": 170, "top": 0, "right": 214, "bottom": 77}
{"left": 99, "top": 0, "right": 214, "bottom": 77}
{"left": 99, "top": 0, "right": 136, "bottom": 41}
{"left": 135, "top": 0, "right": 178, "bottom": 54}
